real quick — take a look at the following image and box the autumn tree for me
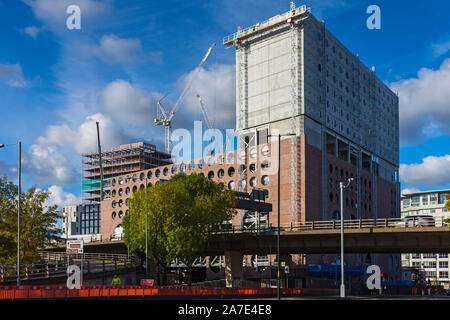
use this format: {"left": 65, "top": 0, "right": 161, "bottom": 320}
{"left": 122, "top": 173, "right": 236, "bottom": 285}
{"left": 0, "top": 175, "right": 61, "bottom": 264}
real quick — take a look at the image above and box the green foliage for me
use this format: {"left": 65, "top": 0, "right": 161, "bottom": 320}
{"left": 0, "top": 175, "right": 61, "bottom": 264}
{"left": 446, "top": 194, "right": 450, "bottom": 211}
{"left": 122, "top": 173, "right": 237, "bottom": 283}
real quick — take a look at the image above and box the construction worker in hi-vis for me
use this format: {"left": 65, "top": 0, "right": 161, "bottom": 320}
{"left": 111, "top": 274, "right": 121, "bottom": 286}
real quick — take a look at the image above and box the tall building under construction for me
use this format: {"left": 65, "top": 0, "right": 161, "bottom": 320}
{"left": 82, "top": 142, "right": 172, "bottom": 203}
{"left": 225, "top": 4, "right": 400, "bottom": 271}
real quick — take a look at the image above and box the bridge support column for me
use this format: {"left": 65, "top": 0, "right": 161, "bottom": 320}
{"left": 224, "top": 251, "right": 243, "bottom": 287}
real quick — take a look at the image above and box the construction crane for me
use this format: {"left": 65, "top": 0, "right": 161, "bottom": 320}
{"left": 155, "top": 43, "right": 216, "bottom": 153}
{"left": 196, "top": 94, "right": 213, "bottom": 129}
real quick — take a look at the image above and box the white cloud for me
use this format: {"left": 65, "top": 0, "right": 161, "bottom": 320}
{"left": 432, "top": 39, "right": 450, "bottom": 58}
{"left": 23, "top": 26, "right": 42, "bottom": 39}
{"left": 101, "top": 80, "right": 161, "bottom": 124}
{"left": 44, "top": 185, "right": 80, "bottom": 210}
{"left": 0, "top": 64, "right": 28, "bottom": 87}
{"left": 22, "top": 144, "right": 78, "bottom": 185}
{"left": 37, "top": 113, "right": 132, "bottom": 154}
{"left": 390, "top": 58, "right": 450, "bottom": 145}
{"left": 175, "top": 64, "right": 236, "bottom": 130}
{"left": 89, "top": 34, "right": 145, "bottom": 64}
{"left": 400, "top": 155, "right": 450, "bottom": 186}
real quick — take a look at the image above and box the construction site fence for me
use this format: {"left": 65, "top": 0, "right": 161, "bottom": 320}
{"left": 0, "top": 285, "right": 313, "bottom": 299}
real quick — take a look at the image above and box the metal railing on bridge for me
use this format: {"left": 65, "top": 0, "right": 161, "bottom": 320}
{"left": 0, "top": 252, "right": 140, "bottom": 284}
{"left": 212, "top": 216, "right": 449, "bottom": 234}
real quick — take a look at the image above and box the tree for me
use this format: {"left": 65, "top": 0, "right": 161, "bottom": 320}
{"left": 0, "top": 175, "right": 61, "bottom": 264}
{"left": 122, "top": 173, "right": 236, "bottom": 285}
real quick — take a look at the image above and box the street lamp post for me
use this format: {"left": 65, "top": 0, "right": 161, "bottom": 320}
{"left": 339, "top": 177, "right": 354, "bottom": 298}
{"left": 145, "top": 176, "right": 149, "bottom": 280}
{"left": 0, "top": 142, "right": 22, "bottom": 286}
{"left": 268, "top": 132, "right": 295, "bottom": 300}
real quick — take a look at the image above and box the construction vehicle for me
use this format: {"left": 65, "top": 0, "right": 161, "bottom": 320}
{"left": 154, "top": 43, "right": 216, "bottom": 153}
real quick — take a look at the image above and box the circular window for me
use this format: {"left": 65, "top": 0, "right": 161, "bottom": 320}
{"left": 250, "top": 177, "right": 257, "bottom": 187}
{"left": 112, "top": 201, "right": 116, "bottom": 208}
{"left": 261, "top": 146, "right": 269, "bottom": 156}
{"left": 140, "top": 172, "right": 145, "bottom": 181}
{"left": 228, "top": 167, "right": 235, "bottom": 177}
{"left": 198, "top": 159, "right": 204, "bottom": 169}
{"left": 132, "top": 174, "right": 137, "bottom": 182}
{"left": 171, "top": 165, "right": 177, "bottom": 174}
{"left": 112, "top": 212, "right": 116, "bottom": 219}
{"left": 147, "top": 171, "right": 152, "bottom": 179}
{"left": 218, "top": 169, "right": 224, "bottom": 178}
{"left": 217, "top": 155, "right": 224, "bottom": 165}
{"left": 228, "top": 181, "right": 235, "bottom": 190}
{"left": 140, "top": 184, "right": 145, "bottom": 190}
{"left": 208, "top": 171, "right": 214, "bottom": 179}
{"left": 189, "top": 161, "right": 195, "bottom": 170}
{"left": 125, "top": 187, "right": 130, "bottom": 195}
{"left": 261, "top": 160, "right": 269, "bottom": 171}
{"left": 261, "top": 175, "right": 269, "bottom": 185}
{"left": 112, "top": 179, "right": 116, "bottom": 186}
{"left": 208, "top": 157, "right": 215, "bottom": 167}
{"left": 112, "top": 190, "right": 116, "bottom": 197}
{"left": 125, "top": 176, "right": 131, "bottom": 184}
{"left": 147, "top": 182, "right": 152, "bottom": 188}
{"left": 125, "top": 198, "right": 130, "bottom": 206}
{"left": 118, "top": 199, "right": 123, "bottom": 207}
{"left": 238, "top": 164, "right": 246, "bottom": 174}
{"left": 180, "top": 163, "right": 185, "bottom": 172}
{"left": 118, "top": 188, "right": 123, "bottom": 196}
{"left": 118, "top": 177, "right": 123, "bottom": 185}
{"left": 118, "top": 211, "right": 123, "bottom": 219}
{"left": 155, "top": 169, "right": 160, "bottom": 178}
{"left": 249, "top": 163, "right": 257, "bottom": 173}
{"left": 250, "top": 148, "right": 257, "bottom": 159}
{"left": 227, "top": 153, "right": 235, "bottom": 164}
{"left": 132, "top": 186, "right": 137, "bottom": 193}
{"left": 163, "top": 167, "right": 168, "bottom": 176}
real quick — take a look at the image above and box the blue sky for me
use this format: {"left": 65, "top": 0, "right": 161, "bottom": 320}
{"left": 0, "top": 0, "right": 449, "bottom": 208}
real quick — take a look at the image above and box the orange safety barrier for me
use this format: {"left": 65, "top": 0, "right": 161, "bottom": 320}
{"left": 100, "top": 285, "right": 110, "bottom": 297}
{"left": 109, "top": 286, "right": 119, "bottom": 296}
{"left": 0, "top": 286, "right": 15, "bottom": 299}
{"left": 118, "top": 286, "right": 128, "bottom": 296}
{"left": 67, "top": 287, "right": 79, "bottom": 298}
{"left": 89, "top": 285, "right": 101, "bottom": 297}
{"left": 0, "top": 285, "right": 309, "bottom": 299}
{"left": 78, "top": 285, "right": 90, "bottom": 297}
{"left": 135, "top": 286, "right": 144, "bottom": 296}
{"left": 54, "top": 285, "right": 68, "bottom": 298}
{"left": 14, "top": 286, "right": 29, "bottom": 299}
{"left": 29, "top": 286, "right": 42, "bottom": 299}
{"left": 42, "top": 286, "right": 55, "bottom": 298}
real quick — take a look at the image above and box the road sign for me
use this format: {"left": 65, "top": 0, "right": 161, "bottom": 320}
{"left": 285, "top": 266, "right": 290, "bottom": 274}
{"left": 140, "top": 279, "right": 154, "bottom": 286}
{"left": 66, "top": 240, "right": 83, "bottom": 254}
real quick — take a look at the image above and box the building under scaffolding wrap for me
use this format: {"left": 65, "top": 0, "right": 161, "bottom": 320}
{"left": 82, "top": 142, "right": 172, "bottom": 203}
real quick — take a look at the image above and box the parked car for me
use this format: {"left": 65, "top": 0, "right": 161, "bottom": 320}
{"left": 393, "top": 215, "right": 435, "bottom": 228}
